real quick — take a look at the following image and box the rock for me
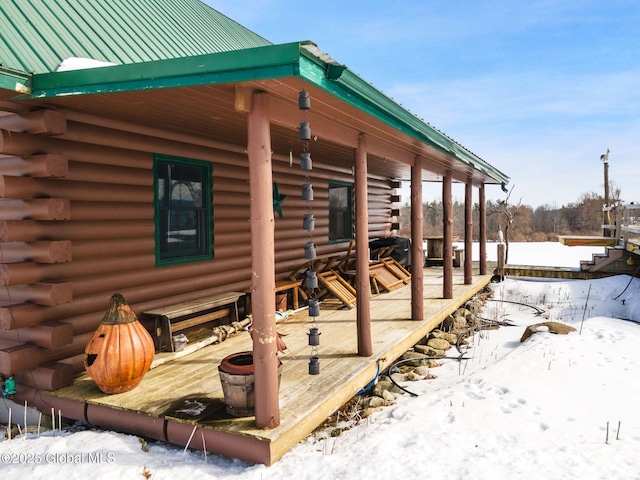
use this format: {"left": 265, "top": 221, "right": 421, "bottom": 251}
{"left": 365, "top": 396, "right": 387, "bottom": 408}
{"left": 431, "top": 330, "right": 458, "bottom": 345}
{"left": 399, "top": 351, "right": 429, "bottom": 367}
{"left": 414, "top": 344, "right": 440, "bottom": 356}
{"left": 427, "top": 337, "right": 451, "bottom": 351}
{"left": 413, "top": 366, "right": 430, "bottom": 376}
{"left": 390, "top": 372, "right": 407, "bottom": 383}
{"left": 373, "top": 379, "right": 402, "bottom": 395}
{"left": 441, "top": 315, "right": 456, "bottom": 331}
{"left": 443, "top": 333, "right": 458, "bottom": 345}
{"left": 465, "top": 299, "right": 484, "bottom": 314}
{"left": 429, "top": 329, "right": 446, "bottom": 339}
{"left": 405, "top": 371, "right": 423, "bottom": 381}
{"left": 453, "top": 314, "right": 468, "bottom": 329}
{"left": 381, "top": 390, "right": 396, "bottom": 404}
{"left": 361, "top": 407, "right": 382, "bottom": 418}
{"left": 520, "top": 321, "right": 577, "bottom": 342}
{"left": 425, "top": 359, "right": 443, "bottom": 368}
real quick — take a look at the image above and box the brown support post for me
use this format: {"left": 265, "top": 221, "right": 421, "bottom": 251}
{"left": 479, "top": 184, "right": 487, "bottom": 275}
{"left": 464, "top": 179, "right": 473, "bottom": 285}
{"left": 442, "top": 173, "right": 453, "bottom": 299}
{"left": 497, "top": 243, "right": 506, "bottom": 279}
{"left": 355, "top": 134, "right": 372, "bottom": 357}
{"left": 247, "top": 92, "right": 280, "bottom": 429}
{"left": 410, "top": 156, "right": 424, "bottom": 320}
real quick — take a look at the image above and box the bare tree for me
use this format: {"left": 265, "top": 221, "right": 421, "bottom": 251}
{"left": 495, "top": 186, "right": 521, "bottom": 264}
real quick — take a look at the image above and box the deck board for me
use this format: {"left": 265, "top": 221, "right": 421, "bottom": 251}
{"left": 45, "top": 267, "right": 490, "bottom": 464}
{"left": 558, "top": 235, "right": 617, "bottom": 247}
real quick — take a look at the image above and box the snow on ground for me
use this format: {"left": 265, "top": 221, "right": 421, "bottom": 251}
{"left": 456, "top": 240, "right": 606, "bottom": 267}
{"left": 2, "top": 243, "right": 639, "bottom": 479}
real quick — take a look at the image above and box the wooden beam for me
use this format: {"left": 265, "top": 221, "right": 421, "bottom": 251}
{"left": 0, "top": 330, "right": 97, "bottom": 376}
{"left": 268, "top": 95, "right": 359, "bottom": 148}
{"left": 0, "top": 175, "right": 152, "bottom": 202}
{"left": 365, "top": 136, "right": 415, "bottom": 166}
{"left": 0, "top": 129, "right": 151, "bottom": 169}
{"left": 0, "top": 321, "right": 74, "bottom": 349}
{"left": 0, "top": 110, "right": 67, "bottom": 135}
{"left": 479, "top": 184, "right": 487, "bottom": 275}
{"left": 0, "top": 282, "right": 72, "bottom": 306}
{"left": 234, "top": 86, "right": 253, "bottom": 113}
{"left": 0, "top": 198, "right": 70, "bottom": 220}
{"left": 464, "top": 179, "right": 473, "bottom": 285}
{"left": 411, "top": 156, "right": 424, "bottom": 320}
{"left": 14, "top": 362, "right": 75, "bottom": 391}
{"left": 443, "top": 173, "right": 453, "bottom": 299}
{"left": 0, "top": 154, "right": 68, "bottom": 177}
{"left": 0, "top": 241, "right": 71, "bottom": 263}
{"left": 247, "top": 91, "right": 280, "bottom": 429}
{"left": 0, "top": 219, "right": 154, "bottom": 243}
{"left": 355, "top": 134, "right": 372, "bottom": 357}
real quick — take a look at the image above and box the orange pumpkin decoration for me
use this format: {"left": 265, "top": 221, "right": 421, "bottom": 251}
{"left": 84, "top": 293, "right": 155, "bottom": 394}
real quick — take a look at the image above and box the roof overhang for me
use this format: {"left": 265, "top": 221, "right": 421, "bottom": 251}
{"left": 0, "top": 66, "right": 31, "bottom": 96}
{"left": 8, "top": 41, "right": 509, "bottom": 188}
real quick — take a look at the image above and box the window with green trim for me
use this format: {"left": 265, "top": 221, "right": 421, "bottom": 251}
{"left": 154, "top": 155, "right": 212, "bottom": 265}
{"left": 328, "top": 181, "right": 354, "bottom": 242}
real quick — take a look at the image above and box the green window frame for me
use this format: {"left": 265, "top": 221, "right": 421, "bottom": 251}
{"left": 328, "top": 180, "right": 354, "bottom": 243}
{"left": 154, "top": 155, "right": 213, "bottom": 266}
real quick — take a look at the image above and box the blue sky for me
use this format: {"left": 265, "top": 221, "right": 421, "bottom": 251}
{"left": 206, "top": 0, "right": 640, "bottom": 208}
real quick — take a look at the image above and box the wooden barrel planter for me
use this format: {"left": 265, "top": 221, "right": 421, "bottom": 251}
{"left": 218, "top": 351, "right": 282, "bottom": 417}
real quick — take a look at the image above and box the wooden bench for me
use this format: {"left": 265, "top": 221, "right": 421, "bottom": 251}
{"left": 244, "top": 279, "right": 302, "bottom": 314}
{"left": 144, "top": 292, "right": 244, "bottom": 352}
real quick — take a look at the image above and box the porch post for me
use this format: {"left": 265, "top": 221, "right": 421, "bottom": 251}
{"left": 247, "top": 92, "right": 280, "bottom": 429}
{"left": 443, "top": 172, "right": 453, "bottom": 299}
{"left": 479, "top": 183, "right": 487, "bottom": 275}
{"left": 464, "top": 178, "right": 473, "bottom": 284}
{"left": 355, "top": 133, "right": 372, "bottom": 357}
{"left": 410, "top": 156, "right": 424, "bottom": 320}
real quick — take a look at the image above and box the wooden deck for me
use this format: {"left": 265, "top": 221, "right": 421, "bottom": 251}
{"left": 44, "top": 267, "right": 490, "bottom": 465}
{"left": 558, "top": 235, "right": 617, "bottom": 247}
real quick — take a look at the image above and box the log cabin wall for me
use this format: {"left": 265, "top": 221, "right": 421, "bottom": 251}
{"left": 0, "top": 107, "right": 395, "bottom": 392}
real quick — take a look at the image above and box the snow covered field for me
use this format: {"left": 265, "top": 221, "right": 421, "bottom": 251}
{"left": 1, "top": 242, "right": 639, "bottom": 479}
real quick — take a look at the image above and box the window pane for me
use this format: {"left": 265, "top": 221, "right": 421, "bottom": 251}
{"left": 329, "top": 183, "right": 353, "bottom": 242}
{"left": 155, "top": 157, "right": 212, "bottom": 264}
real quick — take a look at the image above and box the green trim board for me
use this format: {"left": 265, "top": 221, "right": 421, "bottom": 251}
{"left": 27, "top": 42, "right": 303, "bottom": 97}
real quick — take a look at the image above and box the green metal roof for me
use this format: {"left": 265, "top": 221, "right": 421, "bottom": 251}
{"left": 0, "top": 0, "right": 271, "bottom": 74}
{"left": 0, "top": 1, "right": 508, "bottom": 187}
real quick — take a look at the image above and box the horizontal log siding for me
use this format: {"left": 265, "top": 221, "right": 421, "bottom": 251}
{"left": 0, "top": 111, "right": 395, "bottom": 388}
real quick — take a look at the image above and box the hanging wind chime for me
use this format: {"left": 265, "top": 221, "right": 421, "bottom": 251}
{"left": 298, "top": 89, "right": 321, "bottom": 375}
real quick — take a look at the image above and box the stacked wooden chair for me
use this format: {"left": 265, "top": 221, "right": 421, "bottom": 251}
{"left": 288, "top": 239, "right": 412, "bottom": 309}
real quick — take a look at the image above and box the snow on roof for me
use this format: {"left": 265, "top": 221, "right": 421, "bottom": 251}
{"left": 56, "top": 57, "right": 118, "bottom": 72}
